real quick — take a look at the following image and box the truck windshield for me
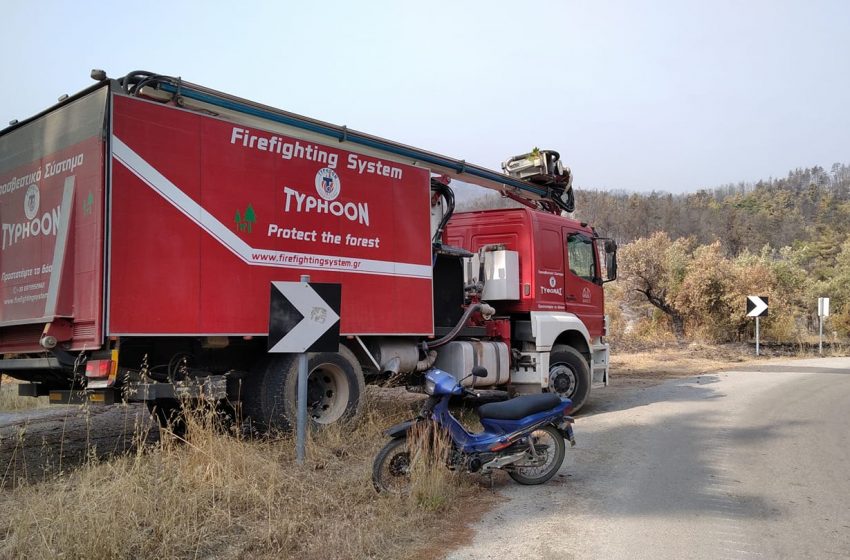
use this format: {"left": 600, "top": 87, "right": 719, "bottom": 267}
{"left": 567, "top": 233, "right": 595, "bottom": 281}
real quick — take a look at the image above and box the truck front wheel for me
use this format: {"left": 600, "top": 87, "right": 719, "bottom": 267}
{"left": 244, "top": 346, "right": 365, "bottom": 431}
{"left": 548, "top": 347, "right": 591, "bottom": 413}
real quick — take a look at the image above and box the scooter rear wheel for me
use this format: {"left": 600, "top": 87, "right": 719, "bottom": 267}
{"left": 507, "top": 425, "right": 566, "bottom": 485}
{"left": 372, "top": 438, "right": 412, "bottom": 494}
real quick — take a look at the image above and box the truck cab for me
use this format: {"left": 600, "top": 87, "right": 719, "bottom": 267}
{"left": 445, "top": 208, "right": 613, "bottom": 407}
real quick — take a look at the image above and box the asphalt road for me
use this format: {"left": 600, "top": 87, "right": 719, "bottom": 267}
{"left": 447, "top": 357, "right": 850, "bottom": 560}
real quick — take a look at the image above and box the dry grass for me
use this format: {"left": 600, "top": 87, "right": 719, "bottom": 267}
{"left": 406, "top": 421, "right": 466, "bottom": 511}
{"left": 612, "top": 339, "right": 850, "bottom": 383}
{"left": 611, "top": 342, "right": 757, "bottom": 380}
{"left": 0, "top": 378, "right": 49, "bottom": 412}
{"left": 0, "top": 389, "right": 483, "bottom": 560}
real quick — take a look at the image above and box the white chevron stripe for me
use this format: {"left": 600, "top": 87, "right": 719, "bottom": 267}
{"left": 111, "top": 136, "right": 432, "bottom": 279}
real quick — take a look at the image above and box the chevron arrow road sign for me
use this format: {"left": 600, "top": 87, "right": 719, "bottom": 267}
{"left": 746, "top": 296, "right": 768, "bottom": 317}
{"left": 268, "top": 281, "right": 341, "bottom": 353}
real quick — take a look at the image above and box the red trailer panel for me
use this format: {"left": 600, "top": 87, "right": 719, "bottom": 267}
{"left": 109, "top": 95, "right": 434, "bottom": 336}
{"left": 0, "top": 88, "right": 107, "bottom": 352}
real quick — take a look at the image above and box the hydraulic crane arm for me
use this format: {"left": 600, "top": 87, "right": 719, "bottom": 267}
{"left": 114, "top": 71, "right": 573, "bottom": 214}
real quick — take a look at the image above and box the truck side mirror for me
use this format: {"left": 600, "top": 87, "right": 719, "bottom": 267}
{"left": 604, "top": 240, "right": 617, "bottom": 282}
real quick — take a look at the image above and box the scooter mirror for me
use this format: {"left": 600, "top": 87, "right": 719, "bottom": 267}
{"left": 471, "top": 365, "right": 488, "bottom": 378}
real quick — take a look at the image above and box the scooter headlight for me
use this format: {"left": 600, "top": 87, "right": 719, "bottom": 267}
{"left": 424, "top": 376, "right": 437, "bottom": 395}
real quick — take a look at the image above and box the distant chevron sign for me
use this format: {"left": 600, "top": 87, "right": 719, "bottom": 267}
{"left": 268, "top": 281, "right": 341, "bottom": 353}
{"left": 746, "top": 296, "right": 769, "bottom": 317}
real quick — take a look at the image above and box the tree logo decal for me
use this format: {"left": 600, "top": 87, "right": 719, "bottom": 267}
{"left": 83, "top": 191, "right": 94, "bottom": 215}
{"left": 234, "top": 204, "right": 257, "bottom": 233}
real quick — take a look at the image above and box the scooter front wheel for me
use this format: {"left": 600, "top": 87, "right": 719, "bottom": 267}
{"left": 507, "top": 425, "right": 566, "bottom": 485}
{"left": 372, "top": 438, "right": 412, "bottom": 494}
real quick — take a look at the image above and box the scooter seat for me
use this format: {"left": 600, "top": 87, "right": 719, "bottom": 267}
{"left": 476, "top": 393, "right": 563, "bottom": 421}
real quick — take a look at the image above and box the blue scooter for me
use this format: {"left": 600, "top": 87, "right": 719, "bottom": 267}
{"left": 372, "top": 366, "right": 576, "bottom": 492}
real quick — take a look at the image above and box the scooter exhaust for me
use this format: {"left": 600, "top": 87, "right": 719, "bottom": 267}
{"left": 479, "top": 450, "right": 529, "bottom": 474}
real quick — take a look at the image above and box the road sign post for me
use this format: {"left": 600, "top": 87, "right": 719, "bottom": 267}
{"left": 818, "top": 297, "right": 830, "bottom": 356}
{"left": 268, "top": 277, "right": 341, "bottom": 464}
{"left": 296, "top": 347, "right": 308, "bottom": 463}
{"left": 746, "top": 296, "right": 769, "bottom": 356}
{"left": 296, "top": 276, "right": 310, "bottom": 464}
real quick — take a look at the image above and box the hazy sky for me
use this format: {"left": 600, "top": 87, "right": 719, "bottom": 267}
{"left": 2, "top": 0, "right": 848, "bottom": 193}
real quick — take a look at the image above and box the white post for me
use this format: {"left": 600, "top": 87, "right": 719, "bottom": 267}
{"left": 296, "top": 274, "right": 310, "bottom": 464}
{"left": 818, "top": 297, "right": 829, "bottom": 356}
{"left": 755, "top": 316, "right": 760, "bottom": 357}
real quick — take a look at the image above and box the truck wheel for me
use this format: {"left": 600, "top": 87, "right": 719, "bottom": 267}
{"left": 548, "top": 346, "right": 591, "bottom": 413}
{"left": 246, "top": 346, "right": 365, "bottom": 432}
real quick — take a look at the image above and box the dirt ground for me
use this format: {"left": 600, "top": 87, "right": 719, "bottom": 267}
{"left": 0, "top": 344, "right": 828, "bottom": 556}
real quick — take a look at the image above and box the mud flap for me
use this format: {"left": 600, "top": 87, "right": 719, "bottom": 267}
{"left": 558, "top": 416, "right": 576, "bottom": 447}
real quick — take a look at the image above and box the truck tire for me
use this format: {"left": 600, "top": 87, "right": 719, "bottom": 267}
{"left": 245, "top": 346, "right": 365, "bottom": 432}
{"left": 548, "top": 346, "right": 591, "bottom": 413}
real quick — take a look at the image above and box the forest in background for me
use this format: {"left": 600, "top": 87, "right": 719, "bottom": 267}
{"left": 458, "top": 163, "right": 850, "bottom": 344}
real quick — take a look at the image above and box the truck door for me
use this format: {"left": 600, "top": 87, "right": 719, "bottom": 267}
{"left": 0, "top": 86, "right": 108, "bottom": 353}
{"left": 562, "top": 228, "right": 604, "bottom": 336}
